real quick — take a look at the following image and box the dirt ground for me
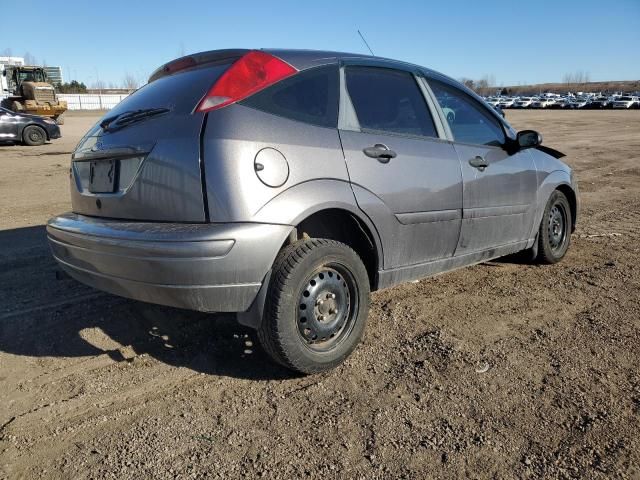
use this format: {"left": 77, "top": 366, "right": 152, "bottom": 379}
{"left": 1, "top": 110, "right": 639, "bottom": 479}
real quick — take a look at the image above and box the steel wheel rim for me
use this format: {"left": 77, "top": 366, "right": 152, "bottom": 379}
{"left": 297, "top": 263, "right": 359, "bottom": 353}
{"left": 548, "top": 202, "right": 567, "bottom": 252}
{"left": 29, "top": 130, "right": 43, "bottom": 142}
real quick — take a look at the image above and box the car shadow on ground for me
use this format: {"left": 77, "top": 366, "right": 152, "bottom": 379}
{"left": 0, "top": 225, "right": 297, "bottom": 381}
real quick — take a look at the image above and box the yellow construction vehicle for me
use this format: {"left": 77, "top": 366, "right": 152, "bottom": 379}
{"left": 1, "top": 65, "right": 67, "bottom": 124}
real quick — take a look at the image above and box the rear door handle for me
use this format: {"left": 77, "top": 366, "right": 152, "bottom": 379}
{"left": 469, "top": 155, "right": 489, "bottom": 171}
{"left": 363, "top": 144, "right": 397, "bottom": 163}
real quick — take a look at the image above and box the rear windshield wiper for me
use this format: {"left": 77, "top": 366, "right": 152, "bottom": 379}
{"left": 100, "top": 108, "right": 170, "bottom": 132}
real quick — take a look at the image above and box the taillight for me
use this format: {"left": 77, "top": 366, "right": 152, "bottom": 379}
{"left": 196, "top": 51, "right": 297, "bottom": 113}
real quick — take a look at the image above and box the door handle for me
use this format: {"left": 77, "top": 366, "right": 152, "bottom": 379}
{"left": 469, "top": 155, "right": 489, "bottom": 171}
{"left": 363, "top": 144, "right": 397, "bottom": 163}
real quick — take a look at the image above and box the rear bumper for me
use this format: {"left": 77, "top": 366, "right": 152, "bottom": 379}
{"left": 47, "top": 213, "right": 292, "bottom": 312}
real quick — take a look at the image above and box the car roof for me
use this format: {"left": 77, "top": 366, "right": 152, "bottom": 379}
{"left": 263, "top": 48, "right": 448, "bottom": 79}
{"left": 150, "top": 48, "right": 512, "bottom": 132}
{"left": 153, "top": 47, "right": 459, "bottom": 90}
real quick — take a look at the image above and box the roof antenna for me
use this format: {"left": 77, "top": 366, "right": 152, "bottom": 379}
{"left": 357, "top": 29, "right": 375, "bottom": 56}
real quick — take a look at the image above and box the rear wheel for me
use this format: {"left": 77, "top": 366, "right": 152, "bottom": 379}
{"left": 534, "top": 190, "right": 572, "bottom": 264}
{"left": 23, "top": 125, "right": 46, "bottom": 146}
{"left": 257, "top": 238, "right": 370, "bottom": 374}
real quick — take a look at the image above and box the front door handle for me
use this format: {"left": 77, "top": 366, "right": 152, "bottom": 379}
{"left": 363, "top": 144, "right": 397, "bottom": 163}
{"left": 469, "top": 155, "right": 489, "bottom": 171}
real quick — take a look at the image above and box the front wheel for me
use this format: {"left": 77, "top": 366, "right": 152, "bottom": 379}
{"left": 535, "top": 190, "right": 572, "bottom": 264}
{"left": 23, "top": 125, "right": 46, "bottom": 146}
{"left": 257, "top": 238, "right": 370, "bottom": 374}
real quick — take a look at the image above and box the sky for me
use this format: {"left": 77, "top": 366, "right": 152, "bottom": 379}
{"left": 2, "top": 0, "right": 639, "bottom": 88}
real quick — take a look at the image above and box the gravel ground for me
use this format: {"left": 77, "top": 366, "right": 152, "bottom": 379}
{"left": 0, "top": 110, "right": 639, "bottom": 479}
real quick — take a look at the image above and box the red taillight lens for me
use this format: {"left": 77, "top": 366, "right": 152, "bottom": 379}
{"left": 196, "top": 50, "right": 297, "bottom": 113}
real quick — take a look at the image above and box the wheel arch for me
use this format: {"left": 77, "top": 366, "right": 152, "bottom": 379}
{"left": 530, "top": 170, "right": 577, "bottom": 240}
{"left": 251, "top": 179, "right": 383, "bottom": 290}
{"left": 555, "top": 183, "right": 577, "bottom": 232}
{"left": 294, "top": 208, "right": 380, "bottom": 290}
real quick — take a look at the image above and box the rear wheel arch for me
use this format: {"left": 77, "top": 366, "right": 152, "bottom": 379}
{"left": 290, "top": 208, "right": 380, "bottom": 291}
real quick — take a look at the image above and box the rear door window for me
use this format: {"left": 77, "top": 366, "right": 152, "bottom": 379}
{"left": 241, "top": 65, "right": 339, "bottom": 128}
{"left": 345, "top": 67, "right": 437, "bottom": 138}
{"left": 429, "top": 79, "right": 506, "bottom": 146}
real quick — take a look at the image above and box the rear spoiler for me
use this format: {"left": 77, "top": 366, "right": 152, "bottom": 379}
{"left": 148, "top": 49, "right": 249, "bottom": 83}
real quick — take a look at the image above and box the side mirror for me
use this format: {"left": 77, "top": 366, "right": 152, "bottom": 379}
{"left": 517, "top": 130, "right": 542, "bottom": 149}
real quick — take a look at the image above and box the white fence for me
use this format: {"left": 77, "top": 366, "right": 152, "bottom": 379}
{"left": 58, "top": 94, "right": 129, "bottom": 110}
{"left": 0, "top": 93, "right": 129, "bottom": 110}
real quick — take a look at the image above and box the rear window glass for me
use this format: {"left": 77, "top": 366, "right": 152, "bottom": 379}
{"left": 241, "top": 65, "right": 339, "bottom": 128}
{"left": 108, "top": 62, "right": 233, "bottom": 116}
{"left": 345, "top": 67, "right": 437, "bottom": 138}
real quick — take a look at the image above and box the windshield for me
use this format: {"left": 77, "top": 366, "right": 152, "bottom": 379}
{"left": 17, "top": 69, "right": 47, "bottom": 83}
{"left": 619, "top": 97, "right": 632, "bottom": 101}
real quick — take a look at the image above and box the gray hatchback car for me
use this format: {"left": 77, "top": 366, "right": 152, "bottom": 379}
{"left": 47, "top": 49, "right": 579, "bottom": 373}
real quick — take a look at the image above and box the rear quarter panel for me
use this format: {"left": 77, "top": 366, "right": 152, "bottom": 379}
{"left": 202, "top": 104, "right": 351, "bottom": 222}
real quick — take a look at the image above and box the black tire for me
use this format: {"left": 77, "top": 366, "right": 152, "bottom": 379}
{"left": 23, "top": 125, "right": 46, "bottom": 146}
{"left": 257, "top": 238, "right": 370, "bottom": 374}
{"left": 535, "top": 190, "right": 572, "bottom": 264}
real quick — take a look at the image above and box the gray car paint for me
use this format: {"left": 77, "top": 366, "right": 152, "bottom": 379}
{"left": 340, "top": 129, "right": 462, "bottom": 267}
{"left": 47, "top": 48, "right": 579, "bottom": 318}
{"left": 453, "top": 144, "right": 538, "bottom": 254}
{"left": 48, "top": 212, "right": 291, "bottom": 312}
{"left": 70, "top": 63, "right": 233, "bottom": 222}
{"left": 201, "top": 102, "right": 349, "bottom": 222}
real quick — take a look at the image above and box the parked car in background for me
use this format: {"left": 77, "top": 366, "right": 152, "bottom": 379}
{"left": 531, "top": 98, "right": 555, "bottom": 108}
{"left": 47, "top": 48, "right": 579, "bottom": 373}
{"left": 498, "top": 98, "right": 516, "bottom": 108}
{"left": 613, "top": 96, "right": 639, "bottom": 109}
{"left": 585, "top": 97, "right": 611, "bottom": 109}
{"left": 566, "top": 98, "right": 588, "bottom": 109}
{"left": 0, "top": 106, "right": 61, "bottom": 146}
{"left": 513, "top": 97, "right": 536, "bottom": 108}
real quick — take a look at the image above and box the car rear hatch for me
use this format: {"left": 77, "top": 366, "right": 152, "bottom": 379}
{"left": 70, "top": 50, "right": 246, "bottom": 222}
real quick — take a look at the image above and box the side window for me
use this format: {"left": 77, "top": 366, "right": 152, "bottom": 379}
{"left": 241, "top": 65, "right": 339, "bottom": 128}
{"left": 345, "top": 67, "right": 438, "bottom": 138}
{"left": 429, "top": 79, "right": 506, "bottom": 146}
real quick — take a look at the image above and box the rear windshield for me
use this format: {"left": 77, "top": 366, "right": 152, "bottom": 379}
{"left": 108, "top": 63, "right": 233, "bottom": 116}
{"left": 240, "top": 65, "right": 339, "bottom": 128}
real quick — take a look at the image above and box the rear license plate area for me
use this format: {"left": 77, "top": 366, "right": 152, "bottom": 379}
{"left": 89, "top": 160, "right": 118, "bottom": 193}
